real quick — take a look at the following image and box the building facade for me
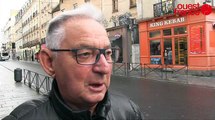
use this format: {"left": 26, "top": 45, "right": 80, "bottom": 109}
{"left": 8, "top": 0, "right": 139, "bottom": 63}
{"left": 11, "top": 0, "right": 59, "bottom": 61}
{"left": 57, "top": 0, "right": 139, "bottom": 64}
{"left": 4, "top": 0, "right": 215, "bottom": 74}
{"left": 138, "top": 0, "right": 215, "bottom": 73}
{"left": 3, "top": 10, "right": 18, "bottom": 59}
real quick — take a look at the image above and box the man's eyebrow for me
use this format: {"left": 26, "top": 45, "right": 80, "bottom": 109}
{"left": 74, "top": 43, "right": 111, "bottom": 49}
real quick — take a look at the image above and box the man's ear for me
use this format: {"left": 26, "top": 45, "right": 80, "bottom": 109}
{"left": 39, "top": 48, "right": 55, "bottom": 78}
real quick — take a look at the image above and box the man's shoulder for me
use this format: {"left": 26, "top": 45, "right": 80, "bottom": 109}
{"left": 3, "top": 96, "right": 54, "bottom": 120}
{"left": 12, "top": 96, "right": 50, "bottom": 113}
{"left": 109, "top": 91, "right": 129, "bottom": 101}
{"left": 108, "top": 91, "right": 144, "bottom": 119}
{"left": 109, "top": 91, "right": 136, "bottom": 108}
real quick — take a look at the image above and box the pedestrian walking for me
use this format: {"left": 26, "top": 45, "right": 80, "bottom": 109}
{"left": 34, "top": 51, "right": 40, "bottom": 62}
{"left": 16, "top": 56, "right": 20, "bottom": 61}
{"left": 3, "top": 3, "right": 143, "bottom": 120}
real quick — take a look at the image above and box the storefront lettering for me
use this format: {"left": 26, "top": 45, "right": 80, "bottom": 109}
{"left": 149, "top": 17, "right": 185, "bottom": 28}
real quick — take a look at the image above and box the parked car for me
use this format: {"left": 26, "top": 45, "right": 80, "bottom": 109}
{"left": 0, "top": 52, "right": 10, "bottom": 61}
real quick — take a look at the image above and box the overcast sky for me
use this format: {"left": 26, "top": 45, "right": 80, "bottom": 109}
{"left": 0, "top": 0, "right": 27, "bottom": 42}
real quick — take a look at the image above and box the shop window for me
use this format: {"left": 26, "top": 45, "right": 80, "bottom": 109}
{"left": 111, "top": 36, "right": 123, "bottom": 63}
{"left": 112, "top": 0, "right": 118, "bottom": 12}
{"left": 149, "top": 30, "right": 161, "bottom": 38}
{"left": 151, "top": 57, "right": 161, "bottom": 64}
{"left": 150, "top": 40, "right": 161, "bottom": 55}
{"left": 163, "top": 29, "right": 171, "bottom": 36}
{"left": 174, "top": 26, "right": 187, "bottom": 35}
{"left": 164, "top": 38, "right": 172, "bottom": 64}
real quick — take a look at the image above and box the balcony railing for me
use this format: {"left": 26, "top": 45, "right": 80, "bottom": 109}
{"left": 23, "top": 38, "right": 40, "bottom": 48}
{"left": 153, "top": 0, "right": 175, "bottom": 17}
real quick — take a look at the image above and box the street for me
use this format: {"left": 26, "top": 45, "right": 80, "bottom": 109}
{"left": 110, "top": 76, "right": 215, "bottom": 120}
{"left": 1, "top": 60, "right": 215, "bottom": 120}
{"left": 0, "top": 60, "right": 43, "bottom": 118}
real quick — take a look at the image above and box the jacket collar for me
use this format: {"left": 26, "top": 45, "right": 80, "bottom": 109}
{"left": 50, "top": 79, "right": 111, "bottom": 120}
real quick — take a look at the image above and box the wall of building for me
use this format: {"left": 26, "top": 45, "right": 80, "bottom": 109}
{"left": 7, "top": 0, "right": 138, "bottom": 44}
{"left": 107, "top": 26, "right": 131, "bottom": 63}
{"left": 141, "top": 0, "right": 158, "bottom": 19}
{"left": 139, "top": 9, "right": 215, "bottom": 71}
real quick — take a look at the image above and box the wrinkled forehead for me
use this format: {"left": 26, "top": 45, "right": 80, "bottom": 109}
{"left": 72, "top": 39, "right": 111, "bottom": 49}
{"left": 62, "top": 18, "right": 111, "bottom": 49}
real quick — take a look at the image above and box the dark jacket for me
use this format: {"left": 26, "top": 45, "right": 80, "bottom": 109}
{"left": 3, "top": 80, "right": 144, "bottom": 120}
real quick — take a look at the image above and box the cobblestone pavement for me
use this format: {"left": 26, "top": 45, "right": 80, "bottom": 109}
{"left": 0, "top": 64, "right": 42, "bottom": 119}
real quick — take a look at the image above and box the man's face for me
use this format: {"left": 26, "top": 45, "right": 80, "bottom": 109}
{"left": 53, "top": 18, "right": 112, "bottom": 109}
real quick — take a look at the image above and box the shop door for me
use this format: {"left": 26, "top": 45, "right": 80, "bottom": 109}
{"left": 163, "top": 38, "right": 172, "bottom": 65}
{"left": 175, "top": 37, "right": 187, "bottom": 65}
{"left": 111, "top": 36, "right": 123, "bottom": 63}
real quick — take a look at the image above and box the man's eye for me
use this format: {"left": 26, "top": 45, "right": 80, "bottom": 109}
{"left": 77, "top": 52, "right": 92, "bottom": 58}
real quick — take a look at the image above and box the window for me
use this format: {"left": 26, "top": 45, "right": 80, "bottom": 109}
{"left": 153, "top": 2, "right": 162, "bottom": 17}
{"left": 130, "top": 0, "right": 136, "bottom": 8}
{"left": 151, "top": 57, "right": 161, "bottom": 64}
{"left": 149, "top": 31, "right": 161, "bottom": 38}
{"left": 174, "top": 26, "right": 187, "bottom": 35}
{"left": 163, "top": 29, "right": 171, "bottom": 36}
{"left": 111, "top": 36, "right": 123, "bottom": 63}
{"left": 113, "top": 0, "right": 118, "bottom": 12}
{"left": 133, "top": 26, "right": 139, "bottom": 44}
{"left": 150, "top": 40, "right": 161, "bottom": 55}
{"left": 73, "top": 3, "right": 78, "bottom": 9}
{"left": 164, "top": 38, "right": 172, "bottom": 64}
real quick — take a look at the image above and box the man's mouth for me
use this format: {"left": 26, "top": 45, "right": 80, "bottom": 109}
{"left": 88, "top": 83, "right": 105, "bottom": 92}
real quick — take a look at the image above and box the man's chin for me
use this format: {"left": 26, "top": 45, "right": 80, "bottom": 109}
{"left": 86, "top": 93, "right": 106, "bottom": 103}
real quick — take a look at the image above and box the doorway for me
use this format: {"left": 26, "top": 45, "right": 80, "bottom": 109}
{"left": 175, "top": 37, "right": 187, "bottom": 65}
{"left": 164, "top": 38, "right": 172, "bottom": 65}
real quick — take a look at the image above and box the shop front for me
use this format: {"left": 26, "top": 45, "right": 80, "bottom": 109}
{"left": 107, "top": 26, "right": 132, "bottom": 64}
{"left": 139, "top": 10, "right": 215, "bottom": 71}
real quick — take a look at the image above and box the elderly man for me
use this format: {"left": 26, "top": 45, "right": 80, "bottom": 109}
{"left": 3, "top": 3, "right": 144, "bottom": 120}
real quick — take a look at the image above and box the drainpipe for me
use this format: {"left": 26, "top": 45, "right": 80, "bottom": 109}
{"left": 141, "top": 0, "right": 143, "bottom": 18}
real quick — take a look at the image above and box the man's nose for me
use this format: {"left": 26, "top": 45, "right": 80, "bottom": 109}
{"left": 92, "top": 54, "right": 111, "bottom": 74}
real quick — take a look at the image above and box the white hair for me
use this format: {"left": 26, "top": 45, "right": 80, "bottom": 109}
{"left": 45, "top": 3, "right": 104, "bottom": 49}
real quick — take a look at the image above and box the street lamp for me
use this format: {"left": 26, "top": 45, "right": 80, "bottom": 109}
{"left": 48, "top": 8, "right": 64, "bottom": 18}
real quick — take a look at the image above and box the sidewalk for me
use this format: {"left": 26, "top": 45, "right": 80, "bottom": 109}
{"left": 0, "top": 64, "right": 42, "bottom": 119}
{"left": 113, "top": 68, "right": 215, "bottom": 89}
{"left": 156, "top": 73, "right": 215, "bottom": 88}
